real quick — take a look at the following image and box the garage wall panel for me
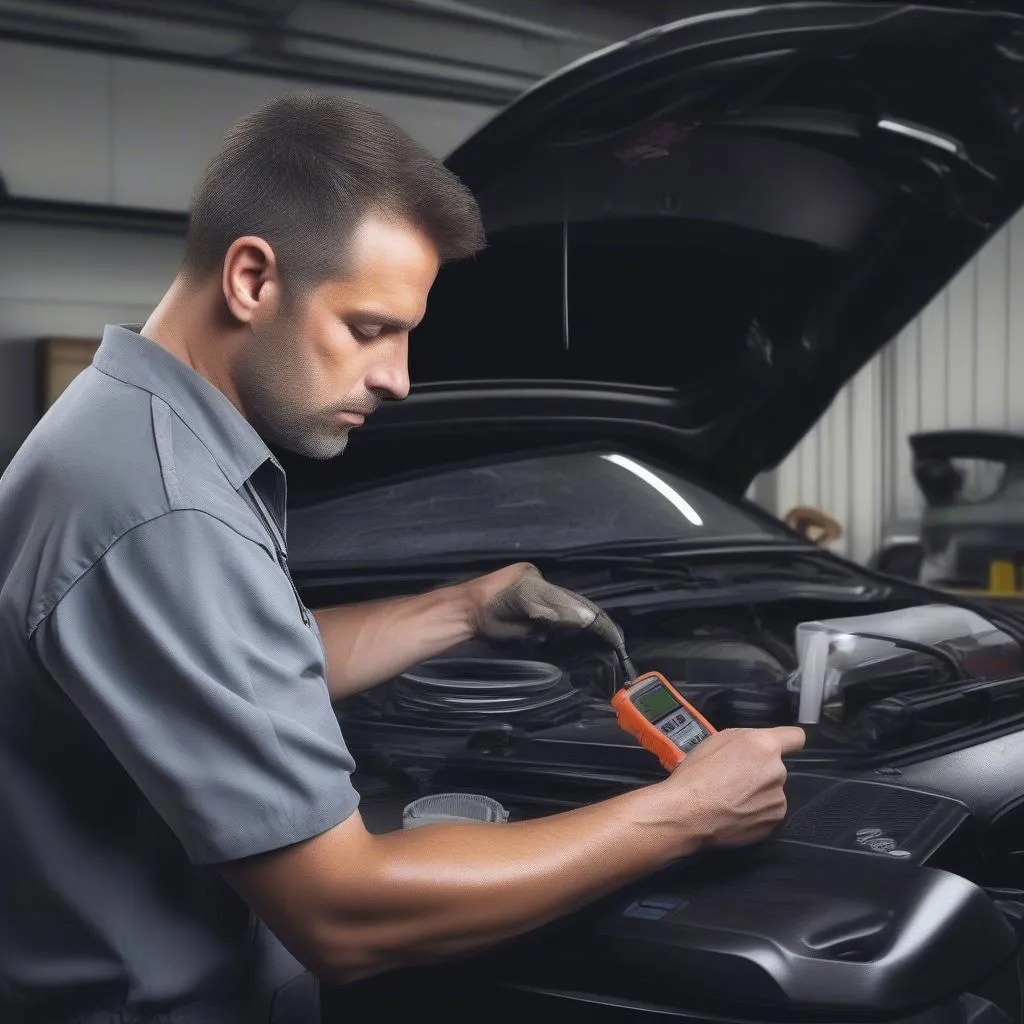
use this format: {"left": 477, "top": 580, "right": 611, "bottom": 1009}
{"left": 0, "top": 222, "right": 184, "bottom": 467}
{"left": 0, "top": 42, "right": 112, "bottom": 203}
{"left": 0, "top": 39, "right": 497, "bottom": 212}
{"left": 947, "top": 264, "right": 977, "bottom": 428}
{"left": 772, "top": 213, "right": 1024, "bottom": 566}
{"left": 0, "top": 223, "right": 185, "bottom": 307}
{"left": 1007, "top": 217, "right": 1024, "bottom": 421}
{"left": 890, "top": 319, "right": 922, "bottom": 523}
{"left": 0, "top": 341, "right": 38, "bottom": 468}
{"left": 108, "top": 55, "right": 495, "bottom": 211}
{"left": 975, "top": 223, "right": 1010, "bottom": 433}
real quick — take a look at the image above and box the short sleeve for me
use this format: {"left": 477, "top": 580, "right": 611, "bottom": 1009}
{"left": 32, "top": 509, "right": 360, "bottom": 864}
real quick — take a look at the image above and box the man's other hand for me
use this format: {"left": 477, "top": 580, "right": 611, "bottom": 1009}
{"left": 468, "top": 563, "right": 611, "bottom": 641}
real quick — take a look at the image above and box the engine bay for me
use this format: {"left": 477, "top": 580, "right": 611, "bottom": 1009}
{"left": 314, "top": 584, "right": 1024, "bottom": 881}
{"left": 337, "top": 592, "right": 1024, "bottom": 788}
{"left": 311, "top": 579, "right": 1024, "bottom": 1023}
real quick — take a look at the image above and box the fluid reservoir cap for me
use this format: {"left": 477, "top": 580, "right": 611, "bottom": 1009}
{"left": 402, "top": 792, "right": 509, "bottom": 829}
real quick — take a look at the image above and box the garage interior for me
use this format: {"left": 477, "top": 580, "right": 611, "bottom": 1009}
{"left": 1, "top": 0, "right": 1023, "bottom": 567}
{"left": 11, "top": 6, "right": 1024, "bottom": 1024}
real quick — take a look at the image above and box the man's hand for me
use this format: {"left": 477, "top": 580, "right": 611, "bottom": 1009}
{"left": 653, "top": 726, "right": 807, "bottom": 847}
{"left": 313, "top": 562, "right": 615, "bottom": 701}
{"left": 467, "top": 562, "right": 617, "bottom": 643}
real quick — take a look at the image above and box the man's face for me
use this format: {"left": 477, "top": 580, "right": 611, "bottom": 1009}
{"left": 234, "top": 214, "right": 439, "bottom": 459}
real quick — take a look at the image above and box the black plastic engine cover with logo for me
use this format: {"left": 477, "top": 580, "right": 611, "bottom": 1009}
{"left": 343, "top": 769, "right": 1015, "bottom": 1018}
{"left": 329, "top": 799, "right": 1018, "bottom": 1024}
{"left": 519, "top": 841, "right": 1018, "bottom": 1018}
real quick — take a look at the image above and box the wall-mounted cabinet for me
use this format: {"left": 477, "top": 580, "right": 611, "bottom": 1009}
{"left": 35, "top": 337, "right": 99, "bottom": 415}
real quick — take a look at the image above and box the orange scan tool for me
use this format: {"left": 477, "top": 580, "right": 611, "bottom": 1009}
{"left": 612, "top": 670, "right": 717, "bottom": 773}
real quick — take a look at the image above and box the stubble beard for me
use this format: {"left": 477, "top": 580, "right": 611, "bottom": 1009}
{"left": 234, "top": 315, "right": 351, "bottom": 461}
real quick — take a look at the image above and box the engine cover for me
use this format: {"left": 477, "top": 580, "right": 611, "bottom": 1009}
{"left": 530, "top": 842, "right": 1018, "bottom": 1017}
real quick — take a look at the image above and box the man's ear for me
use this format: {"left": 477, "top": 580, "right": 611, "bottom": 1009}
{"left": 222, "top": 236, "right": 281, "bottom": 324}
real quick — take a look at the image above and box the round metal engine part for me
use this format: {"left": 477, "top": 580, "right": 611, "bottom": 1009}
{"left": 392, "top": 657, "right": 581, "bottom": 724}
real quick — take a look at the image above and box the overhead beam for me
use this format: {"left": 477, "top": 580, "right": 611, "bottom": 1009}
{"left": 0, "top": 0, "right": 648, "bottom": 104}
{"left": 0, "top": 0, "right": 537, "bottom": 104}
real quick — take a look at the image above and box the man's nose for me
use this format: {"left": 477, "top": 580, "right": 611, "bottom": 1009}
{"left": 365, "top": 343, "right": 411, "bottom": 402}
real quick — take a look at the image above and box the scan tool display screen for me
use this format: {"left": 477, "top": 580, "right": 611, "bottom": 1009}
{"left": 632, "top": 680, "right": 711, "bottom": 753}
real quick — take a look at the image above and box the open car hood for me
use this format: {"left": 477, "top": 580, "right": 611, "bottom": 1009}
{"left": 283, "top": 0, "right": 1024, "bottom": 498}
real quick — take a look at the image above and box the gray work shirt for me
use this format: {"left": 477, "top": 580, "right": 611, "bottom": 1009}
{"left": 0, "top": 324, "right": 361, "bottom": 1022}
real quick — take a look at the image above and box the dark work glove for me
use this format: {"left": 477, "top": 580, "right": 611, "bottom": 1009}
{"left": 472, "top": 564, "right": 624, "bottom": 648}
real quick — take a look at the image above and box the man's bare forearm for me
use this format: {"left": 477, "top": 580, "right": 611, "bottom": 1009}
{"left": 242, "top": 779, "right": 706, "bottom": 985}
{"left": 312, "top": 583, "right": 477, "bottom": 700}
{"left": 344, "top": 784, "right": 695, "bottom": 977}
{"left": 223, "top": 729, "right": 802, "bottom": 987}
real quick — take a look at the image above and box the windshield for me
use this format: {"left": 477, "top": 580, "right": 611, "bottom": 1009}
{"left": 286, "top": 450, "right": 790, "bottom": 570}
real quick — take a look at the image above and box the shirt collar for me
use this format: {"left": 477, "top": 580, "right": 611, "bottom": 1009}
{"left": 93, "top": 323, "right": 275, "bottom": 490}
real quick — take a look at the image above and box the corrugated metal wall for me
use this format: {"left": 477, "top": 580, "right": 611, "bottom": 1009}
{"left": 772, "top": 213, "right": 1024, "bottom": 565}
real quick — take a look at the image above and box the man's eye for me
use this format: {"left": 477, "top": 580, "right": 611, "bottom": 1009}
{"left": 351, "top": 324, "right": 382, "bottom": 341}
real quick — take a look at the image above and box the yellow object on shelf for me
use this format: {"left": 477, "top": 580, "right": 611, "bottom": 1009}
{"left": 988, "top": 560, "right": 1017, "bottom": 596}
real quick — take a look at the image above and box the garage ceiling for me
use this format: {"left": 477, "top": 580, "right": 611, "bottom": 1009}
{"left": 0, "top": 0, "right": 675, "bottom": 104}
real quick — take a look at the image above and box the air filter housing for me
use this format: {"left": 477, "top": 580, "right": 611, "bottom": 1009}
{"left": 391, "top": 657, "right": 583, "bottom": 728}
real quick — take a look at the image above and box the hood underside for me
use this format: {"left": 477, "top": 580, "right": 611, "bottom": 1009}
{"left": 301, "top": 0, "right": 1024, "bottom": 496}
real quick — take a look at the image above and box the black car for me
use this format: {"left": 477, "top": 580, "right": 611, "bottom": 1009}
{"left": 276, "top": 3, "right": 1024, "bottom": 1022}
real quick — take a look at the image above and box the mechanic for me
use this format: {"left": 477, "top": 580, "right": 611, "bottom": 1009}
{"left": 0, "top": 93, "right": 805, "bottom": 1024}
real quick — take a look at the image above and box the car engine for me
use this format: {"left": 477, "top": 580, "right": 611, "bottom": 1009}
{"left": 339, "top": 597, "right": 1024, "bottom": 793}
{"left": 313, "top": 585, "right": 1024, "bottom": 1024}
